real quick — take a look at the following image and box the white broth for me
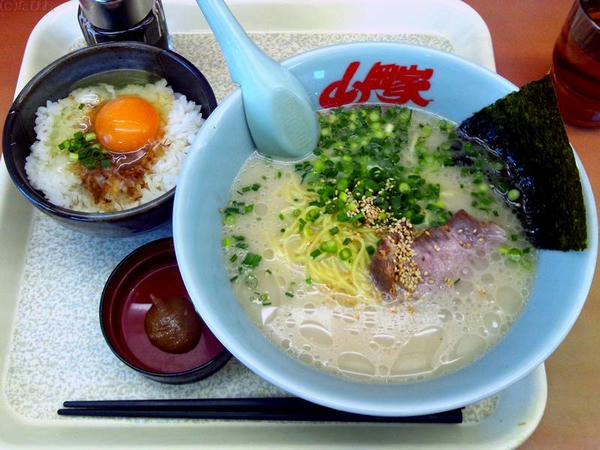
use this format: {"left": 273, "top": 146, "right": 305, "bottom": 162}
{"left": 222, "top": 107, "right": 536, "bottom": 382}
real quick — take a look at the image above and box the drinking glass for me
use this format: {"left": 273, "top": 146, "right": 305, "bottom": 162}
{"left": 551, "top": 0, "right": 600, "bottom": 127}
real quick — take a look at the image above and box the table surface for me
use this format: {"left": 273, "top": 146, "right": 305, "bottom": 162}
{"left": 0, "top": 0, "right": 598, "bottom": 448}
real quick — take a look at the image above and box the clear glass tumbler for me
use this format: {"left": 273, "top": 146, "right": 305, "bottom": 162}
{"left": 551, "top": 0, "right": 600, "bottom": 127}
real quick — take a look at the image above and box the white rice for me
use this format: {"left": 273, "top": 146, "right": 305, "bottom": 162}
{"left": 25, "top": 79, "right": 205, "bottom": 212}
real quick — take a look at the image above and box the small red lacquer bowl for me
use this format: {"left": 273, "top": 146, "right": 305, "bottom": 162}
{"left": 100, "top": 237, "right": 231, "bottom": 384}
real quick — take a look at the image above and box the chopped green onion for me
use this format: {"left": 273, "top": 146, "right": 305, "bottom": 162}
{"left": 336, "top": 178, "right": 349, "bottom": 191}
{"left": 476, "top": 183, "right": 489, "bottom": 194}
{"left": 277, "top": 171, "right": 282, "bottom": 179}
{"left": 310, "top": 249, "right": 321, "bottom": 258}
{"left": 507, "top": 189, "right": 520, "bottom": 201}
{"left": 224, "top": 215, "right": 236, "bottom": 226}
{"left": 438, "top": 120, "right": 452, "bottom": 132}
{"left": 319, "top": 240, "right": 338, "bottom": 254}
{"left": 343, "top": 237, "right": 352, "bottom": 246}
{"left": 339, "top": 248, "right": 352, "bottom": 261}
{"left": 229, "top": 254, "right": 238, "bottom": 262}
{"left": 84, "top": 132, "right": 96, "bottom": 142}
{"left": 398, "top": 108, "right": 412, "bottom": 124}
{"left": 233, "top": 235, "right": 245, "bottom": 241}
{"left": 366, "top": 245, "right": 376, "bottom": 256}
{"left": 251, "top": 183, "right": 261, "bottom": 191}
{"left": 306, "top": 209, "right": 320, "bottom": 222}
{"left": 329, "top": 226, "right": 339, "bottom": 236}
{"left": 285, "top": 292, "right": 294, "bottom": 298}
{"left": 336, "top": 212, "right": 349, "bottom": 222}
{"left": 313, "top": 159, "right": 325, "bottom": 173}
{"left": 242, "top": 252, "right": 262, "bottom": 268}
{"left": 279, "top": 213, "right": 285, "bottom": 220}
{"left": 298, "top": 218, "right": 307, "bottom": 232}
{"left": 222, "top": 236, "right": 233, "bottom": 247}
{"left": 229, "top": 275, "right": 238, "bottom": 283}
{"left": 258, "top": 293, "right": 270, "bottom": 305}
{"left": 235, "top": 242, "right": 249, "bottom": 249}
{"left": 305, "top": 277, "right": 312, "bottom": 285}
{"left": 420, "top": 123, "right": 432, "bottom": 138}
{"left": 508, "top": 248, "right": 522, "bottom": 262}
{"left": 69, "top": 152, "right": 79, "bottom": 162}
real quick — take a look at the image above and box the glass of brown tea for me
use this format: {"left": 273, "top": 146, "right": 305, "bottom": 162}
{"left": 551, "top": 0, "right": 600, "bottom": 127}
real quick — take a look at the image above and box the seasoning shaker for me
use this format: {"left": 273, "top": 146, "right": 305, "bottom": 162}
{"left": 78, "top": 0, "right": 170, "bottom": 49}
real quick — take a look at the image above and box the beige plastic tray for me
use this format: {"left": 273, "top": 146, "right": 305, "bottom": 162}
{"left": 0, "top": 0, "right": 546, "bottom": 448}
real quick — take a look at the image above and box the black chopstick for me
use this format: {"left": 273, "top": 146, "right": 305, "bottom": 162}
{"left": 63, "top": 397, "right": 323, "bottom": 411}
{"left": 58, "top": 397, "right": 462, "bottom": 423}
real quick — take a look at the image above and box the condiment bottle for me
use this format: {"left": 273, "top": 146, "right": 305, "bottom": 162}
{"left": 78, "top": 0, "right": 170, "bottom": 49}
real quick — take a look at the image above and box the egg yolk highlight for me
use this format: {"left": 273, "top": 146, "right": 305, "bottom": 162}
{"left": 95, "top": 96, "right": 160, "bottom": 153}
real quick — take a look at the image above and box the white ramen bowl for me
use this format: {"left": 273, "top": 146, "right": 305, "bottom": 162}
{"left": 173, "top": 43, "right": 597, "bottom": 416}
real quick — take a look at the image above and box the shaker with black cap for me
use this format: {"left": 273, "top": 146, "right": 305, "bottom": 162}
{"left": 78, "top": 0, "right": 170, "bottom": 49}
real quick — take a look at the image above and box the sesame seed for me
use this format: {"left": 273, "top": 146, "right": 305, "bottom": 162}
{"left": 357, "top": 196, "right": 422, "bottom": 295}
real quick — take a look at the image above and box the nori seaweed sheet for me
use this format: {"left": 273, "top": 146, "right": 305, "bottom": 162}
{"left": 457, "top": 75, "right": 587, "bottom": 251}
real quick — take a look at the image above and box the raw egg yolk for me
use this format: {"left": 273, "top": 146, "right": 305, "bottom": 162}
{"left": 94, "top": 96, "right": 160, "bottom": 153}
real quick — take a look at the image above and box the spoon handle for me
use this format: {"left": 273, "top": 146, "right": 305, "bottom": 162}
{"left": 196, "top": 0, "right": 277, "bottom": 84}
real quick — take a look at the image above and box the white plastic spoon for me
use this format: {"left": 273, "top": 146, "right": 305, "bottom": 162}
{"left": 196, "top": 0, "right": 319, "bottom": 159}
